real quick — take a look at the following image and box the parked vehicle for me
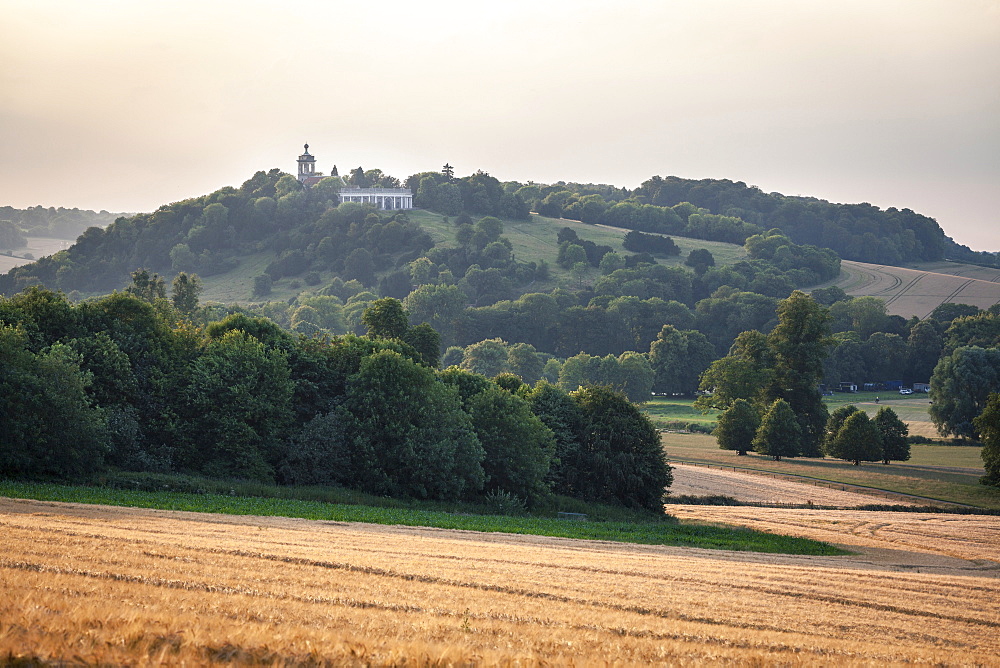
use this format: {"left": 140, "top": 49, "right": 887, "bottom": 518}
{"left": 899, "top": 388, "right": 913, "bottom": 395}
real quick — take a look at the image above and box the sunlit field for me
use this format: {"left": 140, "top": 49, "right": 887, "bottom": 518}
{"left": 2, "top": 497, "right": 998, "bottom": 665}
{"left": 660, "top": 431, "right": 999, "bottom": 509}
{"left": 809, "top": 259, "right": 1000, "bottom": 318}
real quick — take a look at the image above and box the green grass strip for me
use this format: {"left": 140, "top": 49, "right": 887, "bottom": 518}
{"left": 0, "top": 481, "right": 846, "bottom": 556}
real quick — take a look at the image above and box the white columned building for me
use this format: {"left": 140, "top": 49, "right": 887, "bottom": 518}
{"left": 337, "top": 187, "right": 413, "bottom": 210}
{"left": 295, "top": 144, "right": 412, "bottom": 210}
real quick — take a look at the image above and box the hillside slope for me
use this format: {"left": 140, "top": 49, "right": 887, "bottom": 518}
{"left": 811, "top": 260, "right": 1000, "bottom": 318}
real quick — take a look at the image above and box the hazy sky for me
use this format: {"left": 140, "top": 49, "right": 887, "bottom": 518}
{"left": 2, "top": 1, "right": 998, "bottom": 249}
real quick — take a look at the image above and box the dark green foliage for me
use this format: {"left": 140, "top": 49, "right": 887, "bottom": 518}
{"left": 906, "top": 319, "right": 944, "bottom": 383}
{"left": 930, "top": 302, "right": 980, "bottom": 324}
{"left": 0, "top": 327, "right": 107, "bottom": 480}
{"left": 942, "top": 312, "right": 1000, "bottom": 354}
{"left": 465, "top": 386, "right": 556, "bottom": 505}
{"left": 623, "top": 230, "right": 680, "bottom": 256}
{"left": 362, "top": 297, "right": 410, "bottom": 340}
{"left": 753, "top": 398, "right": 800, "bottom": 460}
{"left": 171, "top": 272, "right": 201, "bottom": 315}
{"left": 874, "top": 406, "right": 910, "bottom": 464}
{"left": 648, "top": 325, "right": 715, "bottom": 396}
{"left": 570, "top": 386, "right": 673, "bottom": 510}
{"left": 403, "top": 322, "right": 441, "bottom": 367}
{"left": 253, "top": 274, "right": 272, "bottom": 296}
{"left": 527, "top": 382, "right": 585, "bottom": 496}
{"left": 633, "top": 175, "right": 946, "bottom": 263}
{"left": 696, "top": 329, "right": 774, "bottom": 411}
{"left": 684, "top": 248, "right": 715, "bottom": 274}
{"left": 930, "top": 346, "right": 1000, "bottom": 438}
{"left": 714, "top": 399, "right": 759, "bottom": 455}
{"left": 558, "top": 351, "right": 654, "bottom": 403}
{"left": 175, "top": 331, "right": 295, "bottom": 482}
{"left": 823, "top": 404, "right": 860, "bottom": 454}
{"left": 0, "top": 219, "right": 27, "bottom": 248}
{"left": 341, "top": 350, "right": 485, "bottom": 499}
{"left": 0, "top": 286, "right": 82, "bottom": 349}
{"left": 973, "top": 393, "right": 1000, "bottom": 486}
{"left": 826, "top": 411, "right": 882, "bottom": 465}
{"left": 767, "top": 291, "right": 832, "bottom": 456}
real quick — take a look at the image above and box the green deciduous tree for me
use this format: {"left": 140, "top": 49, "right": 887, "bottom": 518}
{"left": 929, "top": 346, "right": 1000, "bottom": 438}
{"left": 0, "top": 327, "right": 107, "bottom": 480}
{"left": 715, "top": 398, "right": 759, "bottom": 456}
{"left": 826, "top": 411, "right": 882, "bottom": 465}
{"left": 570, "top": 385, "right": 673, "bottom": 510}
{"left": 753, "top": 398, "right": 800, "bottom": 461}
{"left": 648, "top": 325, "right": 715, "bottom": 396}
{"left": 343, "top": 350, "right": 485, "bottom": 499}
{"left": 767, "top": 291, "right": 832, "bottom": 456}
{"left": 177, "top": 330, "right": 294, "bottom": 482}
{"left": 171, "top": 272, "right": 202, "bottom": 316}
{"left": 462, "top": 338, "right": 511, "bottom": 378}
{"left": 465, "top": 386, "right": 556, "bottom": 506}
{"left": 874, "top": 406, "right": 910, "bottom": 464}
{"left": 362, "top": 297, "right": 410, "bottom": 340}
{"left": 973, "top": 393, "right": 1000, "bottom": 486}
{"left": 696, "top": 330, "right": 774, "bottom": 411}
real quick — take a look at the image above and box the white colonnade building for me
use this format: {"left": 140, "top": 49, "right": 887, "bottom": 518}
{"left": 296, "top": 144, "right": 412, "bottom": 210}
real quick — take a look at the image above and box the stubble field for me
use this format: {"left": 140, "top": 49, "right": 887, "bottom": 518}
{"left": 2, "top": 497, "right": 998, "bottom": 665}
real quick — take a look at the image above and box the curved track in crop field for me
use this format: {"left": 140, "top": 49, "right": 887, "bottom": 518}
{"left": 812, "top": 260, "right": 1000, "bottom": 317}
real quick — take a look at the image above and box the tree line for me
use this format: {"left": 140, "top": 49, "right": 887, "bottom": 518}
{"left": 0, "top": 286, "right": 672, "bottom": 511}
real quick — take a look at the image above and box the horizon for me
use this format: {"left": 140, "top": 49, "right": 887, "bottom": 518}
{"left": 2, "top": 1, "right": 998, "bottom": 251}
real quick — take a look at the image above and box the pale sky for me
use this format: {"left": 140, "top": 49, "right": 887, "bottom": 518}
{"left": 2, "top": 1, "right": 998, "bottom": 250}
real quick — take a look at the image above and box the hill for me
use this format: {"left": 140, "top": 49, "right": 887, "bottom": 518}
{"left": 0, "top": 205, "right": 120, "bottom": 240}
{"left": 811, "top": 260, "right": 1000, "bottom": 318}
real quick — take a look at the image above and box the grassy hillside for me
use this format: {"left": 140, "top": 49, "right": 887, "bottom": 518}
{"left": 197, "top": 209, "right": 750, "bottom": 305}
{"left": 809, "top": 259, "right": 1000, "bottom": 318}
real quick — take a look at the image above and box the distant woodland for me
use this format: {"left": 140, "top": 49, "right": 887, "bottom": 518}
{"left": 3, "top": 165, "right": 1000, "bottom": 491}
{"left": 0, "top": 205, "right": 120, "bottom": 240}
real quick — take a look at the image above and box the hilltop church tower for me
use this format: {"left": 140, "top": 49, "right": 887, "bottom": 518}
{"left": 297, "top": 144, "right": 321, "bottom": 182}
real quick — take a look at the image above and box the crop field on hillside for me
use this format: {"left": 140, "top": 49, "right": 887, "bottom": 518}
{"left": 660, "top": 431, "right": 999, "bottom": 509}
{"left": 0, "top": 237, "right": 72, "bottom": 274}
{"left": 1, "top": 497, "right": 997, "bottom": 665}
{"left": 810, "top": 259, "right": 1000, "bottom": 318}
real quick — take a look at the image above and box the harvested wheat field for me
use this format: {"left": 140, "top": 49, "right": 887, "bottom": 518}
{"left": 2, "top": 497, "right": 999, "bottom": 666}
{"left": 667, "top": 463, "right": 923, "bottom": 506}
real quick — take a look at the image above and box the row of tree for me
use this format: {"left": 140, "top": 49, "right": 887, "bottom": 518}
{"left": 716, "top": 399, "right": 910, "bottom": 465}
{"left": 0, "top": 287, "right": 673, "bottom": 510}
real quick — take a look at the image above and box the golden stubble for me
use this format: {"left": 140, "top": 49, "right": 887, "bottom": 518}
{"left": 1, "top": 498, "right": 998, "bottom": 666}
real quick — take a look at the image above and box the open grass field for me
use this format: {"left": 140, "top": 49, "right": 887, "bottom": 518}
{"left": 0, "top": 236, "right": 72, "bottom": 274}
{"left": 1, "top": 497, "right": 997, "bottom": 665}
{"left": 660, "top": 431, "right": 999, "bottom": 509}
{"left": 809, "top": 258, "right": 1000, "bottom": 318}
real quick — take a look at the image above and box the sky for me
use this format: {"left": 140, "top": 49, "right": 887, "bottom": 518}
{"left": 2, "top": 0, "right": 998, "bottom": 250}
